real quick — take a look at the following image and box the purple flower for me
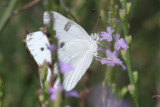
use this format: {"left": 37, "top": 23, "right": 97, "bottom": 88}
{"left": 48, "top": 43, "right": 55, "bottom": 53}
{"left": 59, "top": 61, "right": 74, "bottom": 74}
{"left": 65, "top": 90, "right": 79, "bottom": 98}
{"left": 115, "top": 4, "right": 118, "bottom": 8}
{"left": 113, "top": 18, "right": 117, "bottom": 21}
{"left": 48, "top": 85, "right": 79, "bottom": 101}
{"left": 121, "top": 64, "right": 127, "bottom": 71}
{"left": 101, "top": 49, "right": 122, "bottom": 66}
{"left": 48, "top": 85, "right": 63, "bottom": 101}
{"left": 108, "top": 11, "right": 112, "bottom": 14}
{"left": 114, "top": 33, "right": 129, "bottom": 50}
{"left": 100, "top": 49, "right": 126, "bottom": 71}
{"left": 100, "top": 27, "right": 114, "bottom": 42}
{"left": 98, "top": 47, "right": 106, "bottom": 50}
{"left": 106, "top": 20, "right": 111, "bottom": 24}
{"left": 117, "top": 20, "right": 120, "bottom": 23}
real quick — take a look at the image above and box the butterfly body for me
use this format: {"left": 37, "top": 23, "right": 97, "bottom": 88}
{"left": 26, "top": 11, "right": 99, "bottom": 91}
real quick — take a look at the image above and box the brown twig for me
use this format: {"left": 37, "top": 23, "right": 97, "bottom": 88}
{"left": 59, "top": 0, "right": 78, "bottom": 23}
{"left": 11, "top": 0, "right": 40, "bottom": 16}
{"left": 0, "top": 1, "right": 7, "bottom": 8}
{"left": 80, "top": 68, "right": 92, "bottom": 107}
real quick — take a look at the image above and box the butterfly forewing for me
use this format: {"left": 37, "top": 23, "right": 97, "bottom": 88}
{"left": 43, "top": 11, "right": 89, "bottom": 44}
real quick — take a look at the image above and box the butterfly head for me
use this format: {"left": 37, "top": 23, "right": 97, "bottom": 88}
{"left": 90, "top": 33, "right": 99, "bottom": 41}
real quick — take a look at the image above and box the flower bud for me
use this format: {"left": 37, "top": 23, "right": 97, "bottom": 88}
{"left": 125, "top": 35, "right": 132, "bottom": 45}
{"left": 119, "top": 9, "right": 125, "bottom": 21}
{"left": 39, "top": 64, "right": 48, "bottom": 82}
{"left": 126, "top": 2, "right": 132, "bottom": 15}
{"left": 39, "top": 94, "right": 45, "bottom": 103}
{"left": 118, "top": 87, "right": 128, "bottom": 98}
{"left": 128, "top": 84, "right": 135, "bottom": 97}
{"left": 133, "top": 71, "right": 138, "bottom": 84}
{"left": 121, "top": 49, "right": 127, "bottom": 61}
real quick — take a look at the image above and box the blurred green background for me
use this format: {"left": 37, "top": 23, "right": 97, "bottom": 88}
{"left": 0, "top": 0, "right": 160, "bottom": 107}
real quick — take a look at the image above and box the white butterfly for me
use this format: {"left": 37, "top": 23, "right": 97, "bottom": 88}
{"left": 26, "top": 11, "right": 99, "bottom": 91}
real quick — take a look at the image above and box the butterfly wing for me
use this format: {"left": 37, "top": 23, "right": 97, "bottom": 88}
{"left": 26, "top": 31, "right": 52, "bottom": 66}
{"left": 26, "top": 11, "right": 97, "bottom": 91}
{"left": 54, "top": 40, "right": 95, "bottom": 91}
{"left": 43, "top": 11, "right": 90, "bottom": 44}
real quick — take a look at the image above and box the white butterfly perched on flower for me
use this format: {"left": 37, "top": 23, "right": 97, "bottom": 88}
{"left": 26, "top": 11, "right": 99, "bottom": 91}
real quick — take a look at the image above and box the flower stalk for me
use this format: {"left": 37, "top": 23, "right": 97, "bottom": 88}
{"left": 120, "top": 1, "right": 140, "bottom": 107}
{"left": 0, "top": 77, "right": 2, "bottom": 107}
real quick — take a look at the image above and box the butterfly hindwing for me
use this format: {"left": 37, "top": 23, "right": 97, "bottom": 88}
{"left": 26, "top": 31, "right": 52, "bottom": 66}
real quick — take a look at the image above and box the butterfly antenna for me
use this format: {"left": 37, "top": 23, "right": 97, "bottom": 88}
{"left": 92, "top": 8, "right": 95, "bottom": 28}
{"left": 93, "top": 16, "right": 101, "bottom": 33}
{"left": 59, "top": 0, "right": 78, "bottom": 23}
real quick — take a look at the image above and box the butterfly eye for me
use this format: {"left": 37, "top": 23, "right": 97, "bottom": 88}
{"left": 40, "top": 47, "right": 44, "bottom": 51}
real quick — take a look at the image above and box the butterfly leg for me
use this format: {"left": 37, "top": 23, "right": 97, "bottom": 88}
{"left": 95, "top": 55, "right": 103, "bottom": 61}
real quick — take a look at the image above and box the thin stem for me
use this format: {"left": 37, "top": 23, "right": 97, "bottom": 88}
{"left": 0, "top": 0, "right": 18, "bottom": 34}
{"left": 101, "top": 67, "right": 112, "bottom": 106}
{"left": 120, "top": 0, "right": 140, "bottom": 107}
{"left": 11, "top": 0, "right": 40, "bottom": 16}
{"left": 0, "top": 77, "right": 2, "bottom": 107}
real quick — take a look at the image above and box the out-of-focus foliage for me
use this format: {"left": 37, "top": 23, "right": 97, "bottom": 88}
{"left": 0, "top": 0, "right": 159, "bottom": 107}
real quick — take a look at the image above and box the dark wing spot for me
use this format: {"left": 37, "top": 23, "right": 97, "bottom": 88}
{"left": 60, "top": 42, "right": 65, "bottom": 48}
{"left": 64, "top": 21, "right": 72, "bottom": 31}
{"left": 40, "top": 47, "right": 44, "bottom": 51}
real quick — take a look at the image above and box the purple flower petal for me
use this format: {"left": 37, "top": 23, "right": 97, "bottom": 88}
{"left": 113, "top": 18, "right": 117, "bottom": 21}
{"left": 121, "top": 64, "right": 127, "bottom": 71}
{"left": 108, "top": 11, "right": 112, "bottom": 14}
{"left": 107, "top": 27, "right": 114, "bottom": 34}
{"left": 100, "top": 49, "right": 126, "bottom": 69}
{"left": 115, "top": 4, "right": 118, "bottom": 8}
{"left": 107, "top": 20, "right": 111, "bottom": 24}
{"left": 106, "top": 49, "right": 112, "bottom": 57}
{"left": 48, "top": 43, "right": 55, "bottom": 53}
{"left": 114, "top": 58, "right": 123, "bottom": 65}
{"left": 114, "top": 33, "right": 129, "bottom": 50}
{"left": 100, "top": 27, "right": 114, "bottom": 42}
{"left": 100, "top": 32, "right": 107, "bottom": 36}
{"left": 98, "top": 48, "right": 106, "bottom": 50}
{"left": 101, "top": 58, "right": 108, "bottom": 64}
{"left": 59, "top": 61, "right": 74, "bottom": 74}
{"left": 113, "top": 33, "right": 120, "bottom": 41}
{"left": 114, "top": 42, "right": 121, "bottom": 50}
{"left": 112, "top": 50, "right": 119, "bottom": 57}
{"left": 65, "top": 90, "right": 79, "bottom": 98}
{"left": 48, "top": 85, "right": 63, "bottom": 101}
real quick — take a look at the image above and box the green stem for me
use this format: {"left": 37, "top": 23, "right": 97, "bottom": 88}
{"left": 0, "top": 0, "right": 18, "bottom": 34}
{"left": 126, "top": 49, "right": 140, "bottom": 107}
{"left": 101, "top": 67, "right": 113, "bottom": 106}
{"left": 0, "top": 78, "right": 2, "bottom": 107}
{"left": 121, "top": 1, "right": 140, "bottom": 107}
